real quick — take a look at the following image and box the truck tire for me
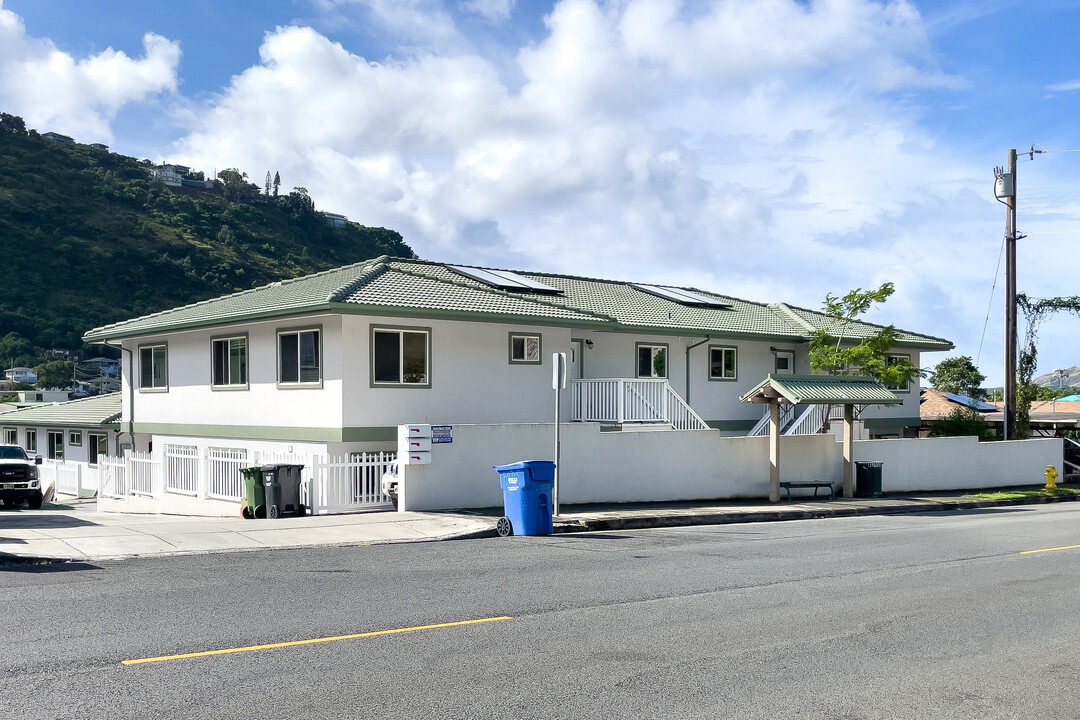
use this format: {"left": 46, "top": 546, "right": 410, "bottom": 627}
{"left": 27, "top": 491, "right": 43, "bottom": 509}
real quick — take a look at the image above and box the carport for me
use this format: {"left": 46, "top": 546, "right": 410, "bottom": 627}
{"left": 740, "top": 375, "right": 900, "bottom": 502}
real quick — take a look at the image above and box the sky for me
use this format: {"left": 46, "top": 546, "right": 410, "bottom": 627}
{"left": 2, "top": 0, "right": 1080, "bottom": 387}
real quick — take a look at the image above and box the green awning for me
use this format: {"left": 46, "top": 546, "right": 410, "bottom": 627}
{"left": 740, "top": 374, "right": 900, "bottom": 406}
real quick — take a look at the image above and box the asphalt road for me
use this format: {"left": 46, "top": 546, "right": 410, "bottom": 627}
{"left": 3, "top": 504, "right": 1080, "bottom": 719}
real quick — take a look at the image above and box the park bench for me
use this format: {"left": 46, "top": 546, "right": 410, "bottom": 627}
{"left": 779, "top": 481, "right": 835, "bottom": 501}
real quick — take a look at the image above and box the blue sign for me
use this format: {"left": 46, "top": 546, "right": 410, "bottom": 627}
{"left": 431, "top": 425, "right": 453, "bottom": 444}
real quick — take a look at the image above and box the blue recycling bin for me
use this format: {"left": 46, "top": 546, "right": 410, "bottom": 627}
{"left": 493, "top": 460, "right": 555, "bottom": 536}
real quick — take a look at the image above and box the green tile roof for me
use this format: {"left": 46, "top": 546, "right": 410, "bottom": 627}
{"left": 83, "top": 257, "right": 953, "bottom": 349}
{"left": 740, "top": 375, "right": 900, "bottom": 405}
{"left": 0, "top": 393, "right": 122, "bottom": 428}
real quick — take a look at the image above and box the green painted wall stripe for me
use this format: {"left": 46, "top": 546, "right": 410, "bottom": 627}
{"left": 134, "top": 423, "right": 396, "bottom": 443}
{"left": 863, "top": 416, "right": 920, "bottom": 429}
{"left": 707, "top": 419, "right": 757, "bottom": 431}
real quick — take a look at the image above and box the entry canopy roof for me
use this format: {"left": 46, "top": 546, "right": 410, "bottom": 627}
{"left": 740, "top": 375, "right": 900, "bottom": 406}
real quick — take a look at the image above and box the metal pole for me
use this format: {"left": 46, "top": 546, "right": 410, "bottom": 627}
{"left": 552, "top": 352, "right": 565, "bottom": 517}
{"left": 1004, "top": 148, "right": 1017, "bottom": 440}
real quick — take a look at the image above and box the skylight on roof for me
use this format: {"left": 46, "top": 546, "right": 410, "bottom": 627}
{"left": 448, "top": 265, "right": 563, "bottom": 295}
{"left": 631, "top": 284, "right": 731, "bottom": 309}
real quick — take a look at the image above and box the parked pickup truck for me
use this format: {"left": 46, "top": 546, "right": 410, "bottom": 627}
{"left": 0, "top": 444, "right": 44, "bottom": 509}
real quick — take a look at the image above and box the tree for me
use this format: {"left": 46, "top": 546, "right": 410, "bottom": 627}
{"left": 218, "top": 168, "right": 256, "bottom": 201}
{"left": 807, "top": 282, "right": 921, "bottom": 388}
{"left": 272, "top": 171, "right": 281, "bottom": 198}
{"left": 0, "top": 112, "right": 27, "bottom": 135}
{"left": 928, "top": 406, "right": 996, "bottom": 441}
{"left": 930, "top": 356, "right": 987, "bottom": 399}
{"left": 34, "top": 359, "right": 74, "bottom": 390}
{"left": 1016, "top": 293, "right": 1080, "bottom": 438}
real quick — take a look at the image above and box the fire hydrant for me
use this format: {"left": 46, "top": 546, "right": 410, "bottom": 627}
{"left": 1045, "top": 465, "right": 1059, "bottom": 491}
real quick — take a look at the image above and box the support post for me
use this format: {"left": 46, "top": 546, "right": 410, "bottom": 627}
{"left": 769, "top": 401, "right": 781, "bottom": 502}
{"left": 1004, "top": 148, "right": 1018, "bottom": 440}
{"left": 842, "top": 404, "right": 855, "bottom": 498}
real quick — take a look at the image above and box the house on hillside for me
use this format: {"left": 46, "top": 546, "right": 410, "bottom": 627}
{"left": 4, "top": 367, "right": 38, "bottom": 384}
{"left": 41, "top": 131, "right": 75, "bottom": 144}
{"left": 149, "top": 163, "right": 190, "bottom": 187}
{"left": 83, "top": 256, "right": 953, "bottom": 468}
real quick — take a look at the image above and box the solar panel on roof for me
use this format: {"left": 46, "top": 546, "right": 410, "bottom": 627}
{"left": 943, "top": 392, "right": 996, "bottom": 411}
{"left": 630, "top": 284, "right": 732, "bottom": 309}
{"left": 448, "top": 265, "right": 563, "bottom": 294}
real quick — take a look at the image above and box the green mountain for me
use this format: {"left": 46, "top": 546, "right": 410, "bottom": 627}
{"left": 0, "top": 113, "right": 414, "bottom": 365}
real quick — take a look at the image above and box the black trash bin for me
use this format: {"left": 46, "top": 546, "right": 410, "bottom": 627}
{"left": 855, "top": 461, "right": 883, "bottom": 498}
{"left": 261, "top": 464, "right": 306, "bottom": 518}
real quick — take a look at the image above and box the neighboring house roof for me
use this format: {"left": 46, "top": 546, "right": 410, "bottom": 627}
{"left": 83, "top": 257, "right": 954, "bottom": 350}
{"left": 919, "top": 388, "right": 997, "bottom": 418}
{"left": 740, "top": 375, "right": 900, "bottom": 406}
{"left": 0, "top": 393, "right": 121, "bottom": 428}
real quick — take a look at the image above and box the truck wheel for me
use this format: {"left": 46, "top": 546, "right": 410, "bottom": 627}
{"left": 28, "top": 491, "right": 43, "bottom": 509}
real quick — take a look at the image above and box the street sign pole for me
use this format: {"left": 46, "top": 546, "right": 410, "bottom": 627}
{"left": 552, "top": 352, "right": 566, "bottom": 517}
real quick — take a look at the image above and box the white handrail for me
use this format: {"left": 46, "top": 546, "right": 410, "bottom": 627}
{"left": 571, "top": 378, "right": 708, "bottom": 430}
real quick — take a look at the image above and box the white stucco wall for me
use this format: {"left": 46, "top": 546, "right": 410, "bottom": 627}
{"left": 123, "top": 314, "right": 344, "bottom": 431}
{"left": 400, "top": 425, "right": 1064, "bottom": 511}
{"left": 340, "top": 316, "right": 572, "bottom": 426}
{"left": 399, "top": 423, "right": 844, "bottom": 510}
{"left": 853, "top": 436, "right": 1062, "bottom": 492}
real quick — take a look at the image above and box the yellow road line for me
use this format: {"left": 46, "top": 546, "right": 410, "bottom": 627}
{"left": 122, "top": 616, "right": 513, "bottom": 666}
{"left": 1021, "top": 544, "right": 1080, "bottom": 555}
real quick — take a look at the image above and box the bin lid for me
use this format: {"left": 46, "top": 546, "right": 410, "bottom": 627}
{"left": 494, "top": 460, "right": 555, "bottom": 473}
{"left": 855, "top": 461, "right": 884, "bottom": 467}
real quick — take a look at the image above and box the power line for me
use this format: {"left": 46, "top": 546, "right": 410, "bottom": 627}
{"left": 976, "top": 230, "right": 1006, "bottom": 368}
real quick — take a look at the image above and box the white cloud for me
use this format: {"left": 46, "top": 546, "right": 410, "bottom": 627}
{"left": 13, "top": 0, "right": 1077, "bottom": 384}
{"left": 0, "top": 4, "right": 180, "bottom": 141}
{"left": 1046, "top": 79, "right": 1080, "bottom": 93}
{"left": 459, "top": 0, "right": 515, "bottom": 22}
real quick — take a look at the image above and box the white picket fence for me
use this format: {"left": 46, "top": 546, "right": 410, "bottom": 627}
{"left": 98, "top": 447, "right": 396, "bottom": 515}
{"left": 40, "top": 458, "right": 100, "bottom": 498}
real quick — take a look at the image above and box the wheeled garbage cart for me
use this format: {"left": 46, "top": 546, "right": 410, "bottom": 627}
{"left": 261, "top": 464, "right": 306, "bottom": 518}
{"left": 493, "top": 460, "right": 555, "bottom": 536}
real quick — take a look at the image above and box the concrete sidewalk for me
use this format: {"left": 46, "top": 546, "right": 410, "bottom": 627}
{"left": 2, "top": 490, "right": 1077, "bottom": 563}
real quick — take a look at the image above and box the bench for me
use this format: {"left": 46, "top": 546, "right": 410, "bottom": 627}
{"left": 779, "top": 481, "right": 835, "bottom": 501}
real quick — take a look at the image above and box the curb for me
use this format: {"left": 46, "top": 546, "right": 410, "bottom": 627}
{"left": 549, "top": 493, "right": 1080, "bottom": 535}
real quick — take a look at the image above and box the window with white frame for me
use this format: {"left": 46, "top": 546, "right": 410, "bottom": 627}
{"left": 139, "top": 344, "right": 168, "bottom": 389}
{"left": 372, "top": 326, "right": 430, "bottom": 386}
{"left": 25, "top": 429, "right": 36, "bottom": 453}
{"left": 509, "top": 333, "right": 541, "bottom": 364}
{"left": 212, "top": 336, "right": 248, "bottom": 387}
{"left": 278, "top": 329, "right": 321, "bottom": 385}
{"left": 886, "top": 354, "right": 912, "bottom": 392}
{"left": 708, "top": 345, "right": 737, "bottom": 380}
{"left": 47, "top": 430, "right": 63, "bottom": 460}
{"left": 3, "top": 427, "right": 15, "bottom": 445}
{"left": 69, "top": 431, "right": 83, "bottom": 447}
{"left": 636, "top": 343, "right": 668, "bottom": 378}
{"left": 88, "top": 433, "right": 108, "bottom": 466}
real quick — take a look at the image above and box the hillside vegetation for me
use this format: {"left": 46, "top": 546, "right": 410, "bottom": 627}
{"left": 0, "top": 113, "right": 413, "bottom": 366}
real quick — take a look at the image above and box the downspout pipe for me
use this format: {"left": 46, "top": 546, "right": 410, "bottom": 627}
{"left": 685, "top": 336, "right": 711, "bottom": 404}
{"left": 102, "top": 339, "right": 135, "bottom": 449}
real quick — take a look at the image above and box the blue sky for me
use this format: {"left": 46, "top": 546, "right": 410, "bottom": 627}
{"left": 3, "top": 0, "right": 1080, "bottom": 387}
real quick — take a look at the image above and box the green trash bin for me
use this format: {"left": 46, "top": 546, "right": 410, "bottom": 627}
{"left": 240, "top": 467, "right": 267, "bottom": 519}
{"left": 855, "top": 461, "right": 883, "bottom": 498}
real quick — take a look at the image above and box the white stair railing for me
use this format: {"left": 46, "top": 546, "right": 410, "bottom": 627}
{"left": 571, "top": 378, "right": 708, "bottom": 430}
{"left": 748, "top": 404, "right": 796, "bottom": 436}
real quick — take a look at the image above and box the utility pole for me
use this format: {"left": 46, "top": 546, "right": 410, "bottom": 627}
{"left": 1000, "top": 149, "right": 1018, "bottom": 440}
